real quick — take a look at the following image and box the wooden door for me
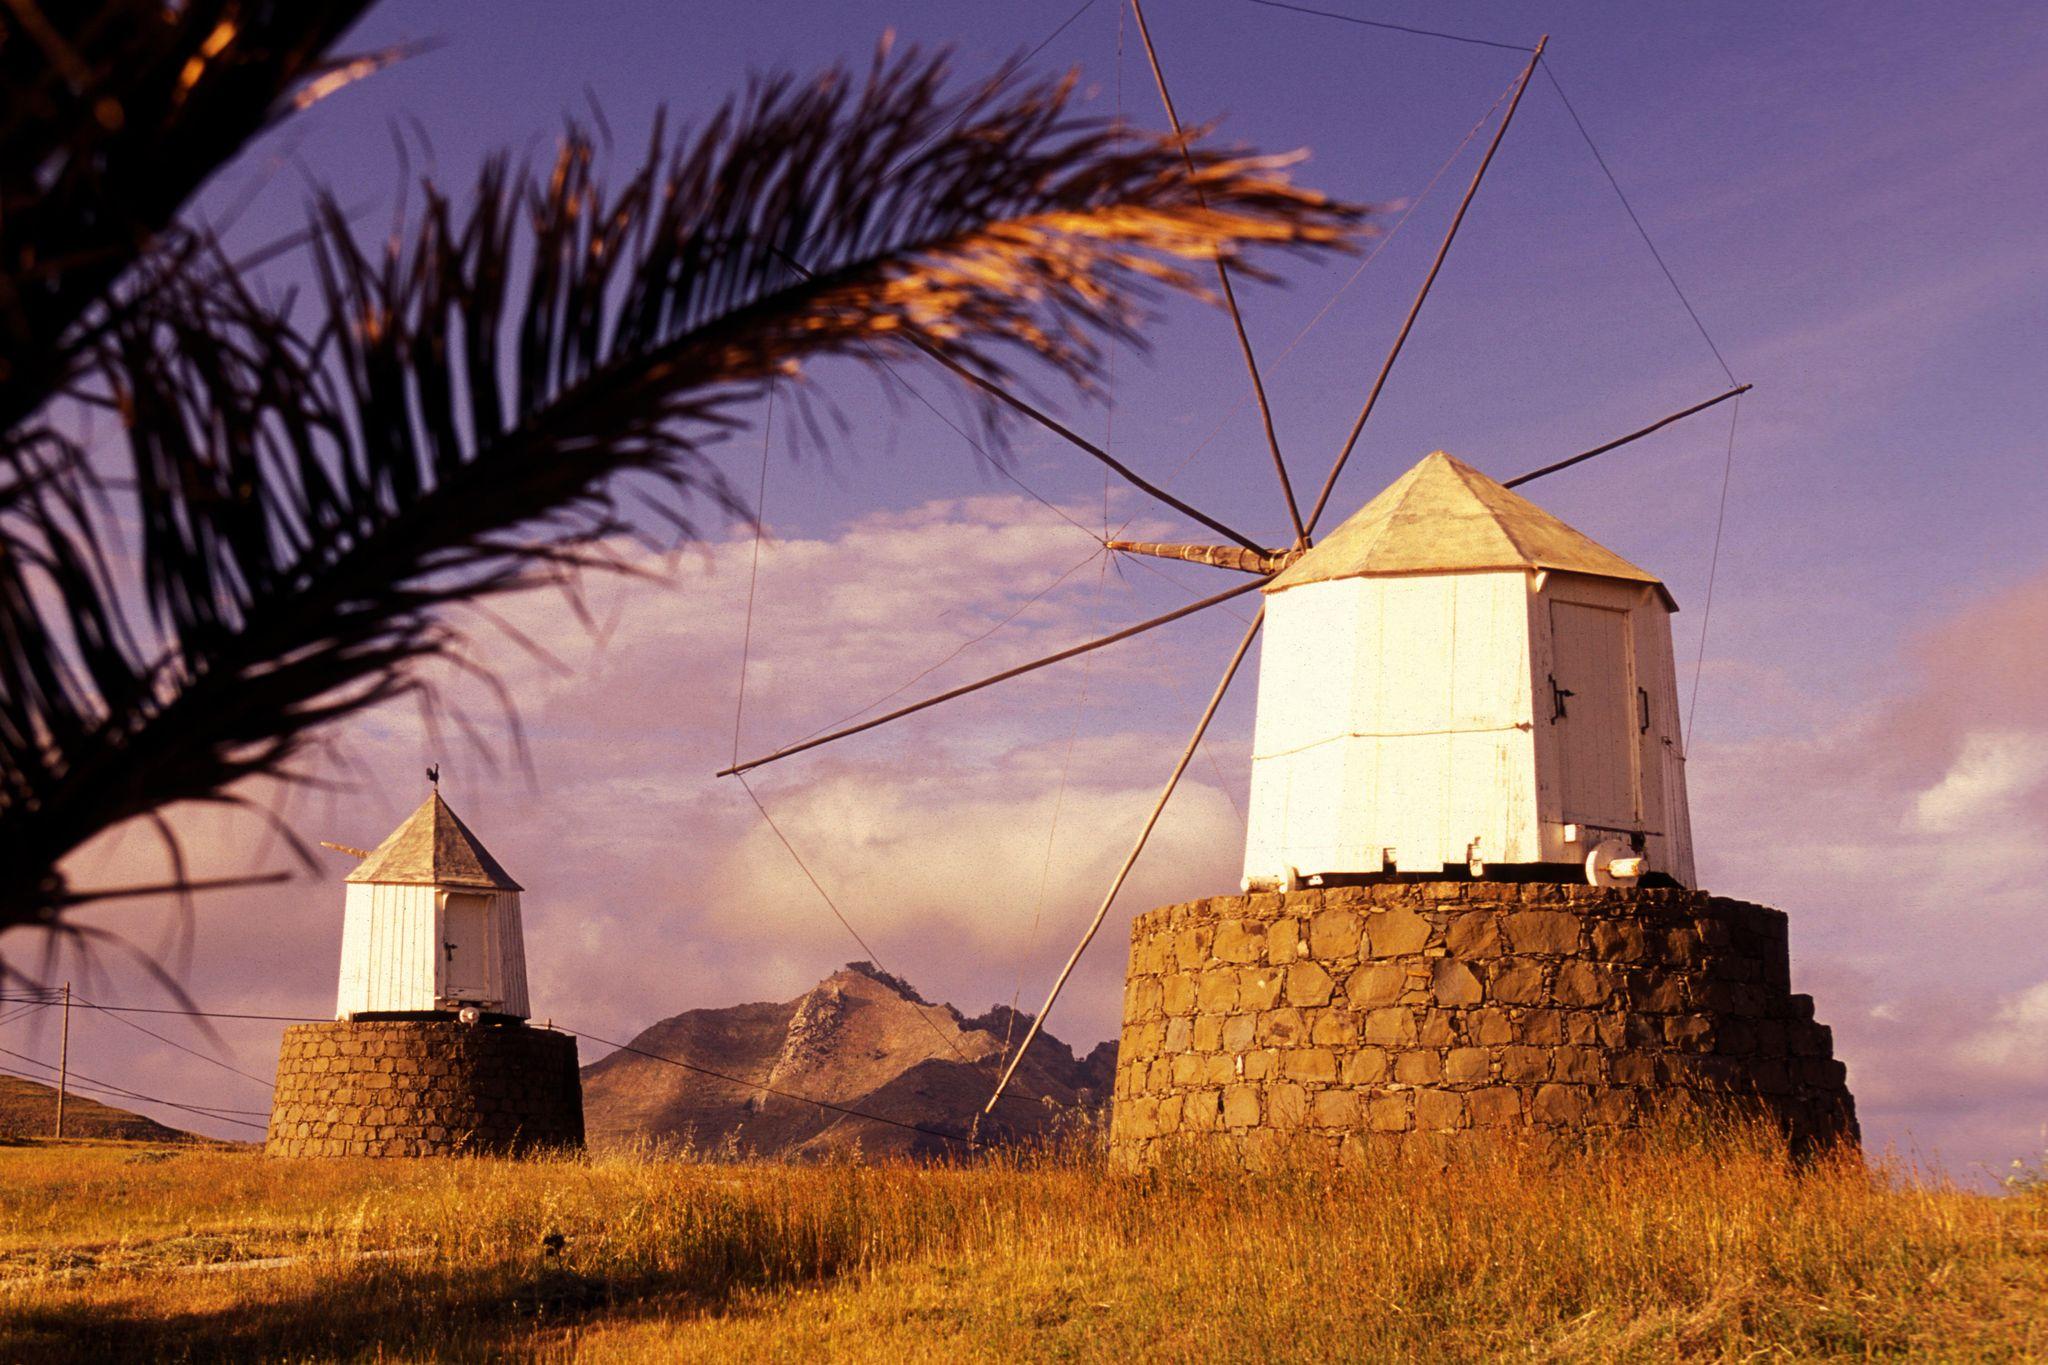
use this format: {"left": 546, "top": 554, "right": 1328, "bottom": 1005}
{"left": 440, "top": 892, "right": 493, "bottom": 1001}
{"left": 1548, "top": 601, "right": 1637, "bottom": 827}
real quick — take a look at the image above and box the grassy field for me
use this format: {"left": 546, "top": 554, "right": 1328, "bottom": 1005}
{"left": 1, "top": 1126, "right": 2043, "bottom": 1362}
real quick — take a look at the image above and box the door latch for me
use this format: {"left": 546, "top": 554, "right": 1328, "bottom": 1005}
{"left": 1548, "top": 673, "right": 1574, "bottom": 723}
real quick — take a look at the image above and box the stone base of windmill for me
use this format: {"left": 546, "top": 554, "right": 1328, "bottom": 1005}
{"left": 265, "top": 1019, "right": 584, "bottom": 1157}
{"left": 1107, "top": 883, "right": 1857, "bottom": 1167}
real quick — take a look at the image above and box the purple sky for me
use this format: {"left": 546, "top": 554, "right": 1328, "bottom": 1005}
{"left": 12, "top": 1, "right": 2047, "bottom": 1182}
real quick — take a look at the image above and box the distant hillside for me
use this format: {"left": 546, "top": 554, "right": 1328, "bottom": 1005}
{"left": 581, "top": 963, "right": 1116, "bottom": 1159}
{"left": 0, "top": 1074, "right": 197, "bottom": 1143}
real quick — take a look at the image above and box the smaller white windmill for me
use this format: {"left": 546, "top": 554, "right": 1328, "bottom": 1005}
{"left": 326, "top": 784, "right": 531, "bottom": 1021}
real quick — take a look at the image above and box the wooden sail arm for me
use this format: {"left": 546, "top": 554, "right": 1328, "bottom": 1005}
{"left": 1504, "top": 384, "right": 1750, "bottom": 489}
{"left": 717, "top": 575, "right": 1268, "bottom": 778}
{"left": 1106, "top": 540, "right": 1303, "bottom": 574}
{"left": 320, "top": 841, "right": 371, "bottom": 860}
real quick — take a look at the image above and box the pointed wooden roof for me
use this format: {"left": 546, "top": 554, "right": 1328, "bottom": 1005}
{"left": 1266, "top": 451, "right": 1675, "bottom": 607}
{"left": 344, "top": 792, "right": 522, "bottom": 891}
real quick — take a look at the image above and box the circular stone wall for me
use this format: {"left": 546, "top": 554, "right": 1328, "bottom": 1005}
{"left": 266, "top": 1019, "right": 583, "bottom": 1157}
{"left": 1109, "top": 883, "right": 1856, "bottom": 1166}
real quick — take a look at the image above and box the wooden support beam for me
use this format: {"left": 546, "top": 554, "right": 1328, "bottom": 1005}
{"left": 717, "top": 575, "right": 1268, "bottom": 778}
{"left": 1107, "top": 540, "right": 1301, "bottom": 574}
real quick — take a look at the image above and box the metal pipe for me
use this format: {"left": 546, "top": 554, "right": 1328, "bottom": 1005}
{"left": 984, "top": 607, "right": 1265, "bottom": 1115}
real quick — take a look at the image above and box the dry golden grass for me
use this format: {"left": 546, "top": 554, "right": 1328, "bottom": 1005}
{"left": 1, "top": 1123, "right": 2042, "bottom": 1362}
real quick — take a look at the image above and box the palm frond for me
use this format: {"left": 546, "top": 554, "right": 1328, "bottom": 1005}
{"left": 0, "top": 43, "right": 1368, "bottom": 933}
{"left": 0, "top": 0, "right": 376, "bottom": 434}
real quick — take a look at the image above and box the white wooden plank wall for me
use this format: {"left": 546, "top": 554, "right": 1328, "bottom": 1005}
{"left": 498, "top": 893, "right": 531, "bottom": 1018}
{"left": 1244, "top": 572, "right": 1539, "bottom": 881}
{"left": 335, "top": 882, "right": 437, "bottom": 1017}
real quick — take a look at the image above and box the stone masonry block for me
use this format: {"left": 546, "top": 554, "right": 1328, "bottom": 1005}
{"left": 1213, "top": 920, "right": 1263, "bottom": 964}
{"left": 1286, "top": 961, "right": 1335, "bottom": 1008}
{"left": 1432, "top": 960, "right": 1483, "bottom": 1006}
{"left": 1505, "top": 911, "right": 1583, "bottom": 955}
{"left": 1346, "top": 963, "right": 1406, "bottom": 1008}
{"left": 1309, "top": 909, "right": 1362, "bottom": 960}
{"left": 1445, "top": 912, "right": 1501, "bottom": 956}
{"left": 1238, "top": 968, "right": 1283, "bottom": 1011}
{"left": 1366, "top": 907, "right": 1432, "bottom": 955}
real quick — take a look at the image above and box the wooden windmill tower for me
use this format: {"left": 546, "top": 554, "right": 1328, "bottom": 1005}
{"left": 330, "top": 786, "right": 531, "bottom": 1021}
{"left": 269, "top": 779, "right": 582, "bottom": 1159}
{"left": 718, "top": 7, "right": 1752, "bottom": 1115}
{"left": 1242, "top": 451, "right": 1695, "bottom": 892}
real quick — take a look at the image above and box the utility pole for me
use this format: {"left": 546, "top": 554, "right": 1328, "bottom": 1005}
{"left": 54, "top": 982, "right": 70, "bottom": 1139}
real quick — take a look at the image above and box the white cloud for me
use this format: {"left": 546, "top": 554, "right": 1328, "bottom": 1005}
{"left": 1909, "top": 731, "right": 2048, "bottom": 835}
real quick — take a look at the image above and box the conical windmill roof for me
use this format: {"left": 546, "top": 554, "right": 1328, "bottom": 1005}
{"left": 344, "top": 792, "right": 522, "bottom": 890}
{"left": 1266, "top": 451, "right": 1675, "bottom": 607}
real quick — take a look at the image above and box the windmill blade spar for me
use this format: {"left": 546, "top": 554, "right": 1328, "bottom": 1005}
{"left": 1505, "top": 384, "right": 1750, "bottom": 489}
{"left": 717, "top": 574, "right": 1267, "bottom": 778}
{"left": 1131, "top": 0, "right": 1307, "bottom": 545}
{"left": 1107, "top": 540, "right": 1299, "bottom": 574}
{"left": 768, "top": 246, "right": 1268, "bottom": 555}
{"left": 1303, "top": 35, "right": 1549, "bottom": 536}
{"left": 984, "top": 606, "right": 1266, "bottom": 1114}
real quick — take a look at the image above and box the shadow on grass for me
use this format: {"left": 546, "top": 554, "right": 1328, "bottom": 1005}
{"left": 2, "top": 1257, "right": 796, "bottom": 1362}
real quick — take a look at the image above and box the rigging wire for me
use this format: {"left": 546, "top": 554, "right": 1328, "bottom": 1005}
{"left": 731, "top": 383, "right": 775, "bottom": 768}
{"left": 733, "top": 775, "right": 1048, "bottom": 1113}
{"left": 1012, "top": 557, "right": 1110, "bottom": 986}
{"left": 1685, "top": 396, "right": 1741, "bottom": 750}
{"left": 1540, "top": 63, "right": 1738, "bottom": 387}
{"left": 1245, "top": 0, "right": 1533, "bottom": 53}
{"left": 1112, "top": 569, "right": 1249, "bottom": 828}
{"left": 866, "top": 348, "right": 1107, "bottom": 544}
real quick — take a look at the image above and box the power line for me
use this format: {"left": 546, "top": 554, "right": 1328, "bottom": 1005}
{"left": 1, "top": 986, "right": 1049, "bottom": 1142}
{"left": 1245, "top": 0, "right": 1532, "bottom": 53}
{"left": 0, "top": 1047, "right": 271, "bottom": 1130}
{"left": 0, "top": 997, "right": 322, "bottom": 1023}
{"left": 75, "top": 994, "right": 277, "bottom": 1092}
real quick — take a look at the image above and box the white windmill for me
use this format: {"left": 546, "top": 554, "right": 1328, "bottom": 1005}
{"left": 717, "top": 5, "right": 1747, "bottom": 1114}
{"left": 1241, "top": 450, "right": 1694, "bottom": 892}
